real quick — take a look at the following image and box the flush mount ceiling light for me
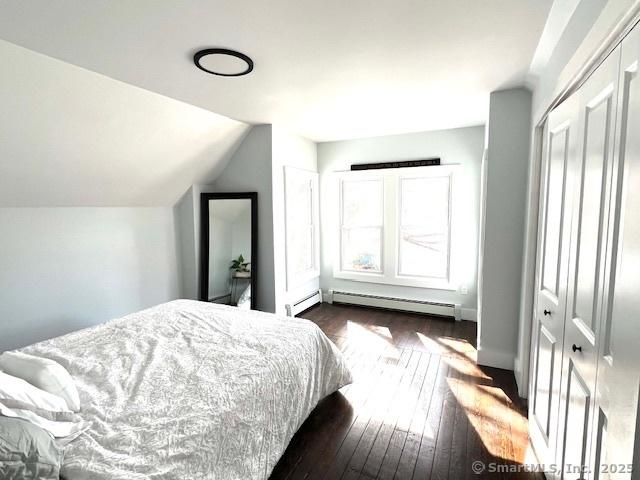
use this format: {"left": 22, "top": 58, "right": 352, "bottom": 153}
{"left": 193, "top": 48, "right": 254, "bottom": 77}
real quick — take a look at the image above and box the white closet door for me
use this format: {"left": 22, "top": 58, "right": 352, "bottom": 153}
{"left": 557, "top": 45, "right": 620, "bottom": 480}
{"left": 529, "top": 93, "right": 580, "bottom": 476}
{"left": 589, "top": 24, "right": 640, "bottom": 480}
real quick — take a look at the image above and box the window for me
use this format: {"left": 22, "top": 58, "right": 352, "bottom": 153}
{"left": 285, "top": 167, "right": 319, "bottom": 288}
{"left": 398, "top": 176, "right": 450, "bottom": 279}
{"left": 334, "top": 166, "right": 455, "bottom": 289}
{"left": 340, "top": 179, "right": 383, "bottom": 273}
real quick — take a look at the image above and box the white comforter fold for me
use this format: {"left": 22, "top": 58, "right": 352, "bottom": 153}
{"left": 20, "top": 300, "right": 352, "bottom": 480}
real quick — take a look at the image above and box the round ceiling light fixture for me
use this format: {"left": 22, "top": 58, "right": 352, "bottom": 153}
{"left": 193, "top": 48, "right": 254, "bottom": 77}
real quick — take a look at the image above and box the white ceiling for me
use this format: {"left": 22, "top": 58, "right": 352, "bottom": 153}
{"left": 0, "top": 0, "right": 553, "bottom": 142}
{"left": 0, "top": 40, "right": 249, "bottom": 207}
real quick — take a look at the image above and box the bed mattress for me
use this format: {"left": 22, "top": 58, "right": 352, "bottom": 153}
{"left": 20, "top": 300, "right": 352, "bottom": 480}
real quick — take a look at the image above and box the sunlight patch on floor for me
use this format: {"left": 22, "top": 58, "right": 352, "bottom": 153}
{"left": 418, "top": 334, "right": 491, "bottom": 380}
{"left": 448, "top": 377, "right": 528, "bottom": 462}
{"left": 346, "top": 320, "right": 397, "bottom": 352}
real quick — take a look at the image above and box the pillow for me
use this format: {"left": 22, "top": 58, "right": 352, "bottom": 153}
{"left": 0, "top": 351, "right": 80, "bottom": 412}
{"left": 0, "top": 416, "right": 63, "bottom": 480}
{"left": 0, "top": 371, "right": 89, "bottom": 439}
{"left": 0, "top": 371, "right": 69, "bottom": 413}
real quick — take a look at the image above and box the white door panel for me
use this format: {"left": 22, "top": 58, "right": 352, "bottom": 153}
{"left": 530, "top": 21, "right": 640, "bottom": 480}
{"left": 534, "top": 323, "right": 558, "bottom": 438}
{"left": 529, "top": 95, "right": 580, "bottom": 475}
{"left": 562, "top": 363, "right": 592, "bottom": 480}
{"left": 559, "top": 45, "right": 621, "bottom": 480}
{"left": 591, "top": 24, "right": 640, "bottom": 480}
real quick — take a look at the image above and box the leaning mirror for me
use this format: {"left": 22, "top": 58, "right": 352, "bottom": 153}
{"left": 200, "top": 193, "right": 257, "bottom": 310}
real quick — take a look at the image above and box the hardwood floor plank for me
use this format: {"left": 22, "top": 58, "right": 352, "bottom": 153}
{"left": 392, "top": 355, "right": 441, "bottom": 480}
{"left": 373, "top": 353, "right": 432, "bottom": 480}
{"left": 447, "top": 366, "right": 468, "bottom": 480}
{"left": 355, "top": 351, "right": 425, "bottom": 480}
{"left": 410, "top": 359, "right": 449, "bottom": 479}
{"left": 329, "top": 349, "right": 413, "bottom": 480}
{"left": 303, "top": 344, "right": 401, "bottom": 480}
{"left": 269, "top": 304, "right": 537, "bottom": 480}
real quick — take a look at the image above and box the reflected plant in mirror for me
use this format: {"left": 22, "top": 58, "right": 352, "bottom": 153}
{"left": 230, "top": 254, "right": 251, "bottom": 276}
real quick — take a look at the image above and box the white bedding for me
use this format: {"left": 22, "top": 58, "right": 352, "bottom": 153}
{"left": 19, "top": 300, "right": 352, "bottom": 480}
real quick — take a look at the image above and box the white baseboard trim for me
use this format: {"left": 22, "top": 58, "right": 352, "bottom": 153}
{"left": 461, "top": 308, "right": 477, "bottom": 322}
{"left": 285, "top": 289, "right": 322, "bottom": 317}
{"left": 477, "top": 347, "right": 515, "bottom": 371}
{"left": 328, "top": 289, "right": 456, "bottom": 318}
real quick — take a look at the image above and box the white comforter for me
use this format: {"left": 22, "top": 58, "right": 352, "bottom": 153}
{"left": 20, "top": 300, "right": 352, "bottom": 480}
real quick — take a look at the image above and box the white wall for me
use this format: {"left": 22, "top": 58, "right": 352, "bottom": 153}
{"left": 272, "top": 128, "right": 319, "bottom": 315}
{"left": 317, "top": 126, "right": 484, "bottom": 318}
{"left": 0, "top": 208, "right": 180, "bottom": 352}
{"left": 231, "top": 206, "right": 252, "bottom": 261}
{"left": 478, "top": 88, "right": 532, "bottom": 370}
{"left": 212, "top": 125, "right": 276, "bottom": 312}
{"left": 208, "top": 216, "right": 233, "bottom": 299}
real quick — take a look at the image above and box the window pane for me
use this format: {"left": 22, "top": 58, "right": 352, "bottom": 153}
{"left": 399, "top": 227, "right": 448, "bottom": 278}
{"left": 289, "top": 179, "right": 312, "bottom": 225}
{"left": 401, "top": 177, "right": 449, "bottom": 226}
{"left": 290, "top": 226, "right": 314, "bottom": 275}
{"left": 342, "top": 179, "right": 383, "bottom": 226}
{"left": 341, "top": 227, "right": 382, "bottom": 272}
{"left": 399, "top": 176, "right": 450, "bottom": 279}
{"left": 285, "top": 169, "right": 317, "bottom": 284}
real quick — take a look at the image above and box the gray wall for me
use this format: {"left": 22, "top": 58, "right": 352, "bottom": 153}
{"left": 212, "top": 125, "right": 276, "bottom": 313}
{"left": 317, "top": 126, "right": 485, "bottom": 318}
{"left": 175, "top": 187, "right": 198, "bottom": 299}
{"left": 478, "top": 88, "right": 532, "bottom": 369}
{"left": 0, "top": 207, "right": 181, "bottom": 352}
{"left": 175, "top": 125, "right": 318, "bottom": 315}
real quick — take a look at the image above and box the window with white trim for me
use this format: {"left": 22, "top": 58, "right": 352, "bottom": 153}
{"left": 340, "top": 178, "right": 383, "bottom": 273}
{"left": 284, "top": 167, "right": 320, "bottom": 289}
{"left": 334, "top": 165, "right": 454, "bottom": 289}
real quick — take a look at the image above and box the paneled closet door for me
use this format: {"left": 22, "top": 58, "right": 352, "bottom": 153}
{"left": 589, "top": 24, "right": 640, "bottom": 480}
{"left": 529, "top": 93, "right": 580, "bottom": 476}
{"left": 556, "top": 45, "right": 621, "bottom": 480}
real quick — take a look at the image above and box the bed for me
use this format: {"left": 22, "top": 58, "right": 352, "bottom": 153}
{"left": 18, "top": 300, "right": 352, "bottom": 480}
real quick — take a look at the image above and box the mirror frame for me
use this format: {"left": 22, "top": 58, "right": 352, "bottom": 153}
{"left": 200, "top": 192, "right": 258, "bottom": 309}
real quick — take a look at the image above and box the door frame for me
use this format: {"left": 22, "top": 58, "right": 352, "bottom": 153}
{"left": 517, "top": 5, "right": 640, "bottom": 398}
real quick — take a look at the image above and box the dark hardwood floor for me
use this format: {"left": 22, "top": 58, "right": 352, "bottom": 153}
{"left": 270, "top": 303, "right": 539, "bottom": 480}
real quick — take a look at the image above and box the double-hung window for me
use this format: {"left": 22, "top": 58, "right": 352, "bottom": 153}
{"left": 334, "top": 165, "right": 455, "bottom": 289}
{"left": 284, "top": 167, "right": 320, "bottom": 289}
{"left": 340, "top": 178, "right": 384, "bottom": 273}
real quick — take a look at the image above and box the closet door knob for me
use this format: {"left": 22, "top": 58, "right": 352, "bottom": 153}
{"left": 572, "top": 344, "right": 582, "bottom": 353}
{"left": 543, "top": 309, "right": 552, "bottom": 316}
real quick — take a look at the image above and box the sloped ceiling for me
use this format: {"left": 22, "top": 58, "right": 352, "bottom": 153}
{"left": 0, "top": 39, "right": 250, "bottom": 207}
{"left": 0, "top": 0, "right": 552, "bottom": 141}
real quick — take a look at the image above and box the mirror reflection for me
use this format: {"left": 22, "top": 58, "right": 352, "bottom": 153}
{"left": 207, "top": 199, "right": 253, "bottom": 309}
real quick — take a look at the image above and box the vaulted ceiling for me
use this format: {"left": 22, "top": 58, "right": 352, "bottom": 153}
{"left": 0, "top": 0, "right": 553, "bottom": 142}
{"left": 0, "top": 40, "right": 249, "bottom": 206}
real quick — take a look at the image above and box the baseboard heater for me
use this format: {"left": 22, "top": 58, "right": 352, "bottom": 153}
{"left": 328, "top": 290, "right": 458, "bottom": 319}
{"left": 285, "top": 289, "right": 323, "bottom": 317}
